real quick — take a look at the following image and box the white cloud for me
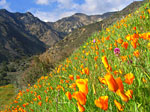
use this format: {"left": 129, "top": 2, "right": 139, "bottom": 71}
{"left": 36, "top": 0, "right": 50, "bottom": 5}
{"left": 80, "top": 0, "right": 135, "bottom": 15}
{"left": 33, "top": 0, "right": 142, "bottom": 22}
{"left": 0, "top": 0, "right": 10, "bottom": 10}
{"left": 30, "top": 9, "right": 75, "bottom": 22}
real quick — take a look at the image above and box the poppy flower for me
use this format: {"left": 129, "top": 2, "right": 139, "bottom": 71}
{"left": 117, "top": 38, "right": 123, "bottom": 44}
{"left": 133, "top": 50, "right": 140, "bottom": 57}
{"left": 126, "top": 34, "right": 132, "bottom": 41}
{"left": 133, "top": 27, "right": 136, "bottom": 30}
{"left": 131, "top": 41, "right": 137, "bottom": 49}
{"left": 38, "top": 101, "right": 42, "bottom": 106}
{"left": 114, "top": 42, "right": 118, "bottom": 47}
{"left": 115, "top": 77, "right": 124, "bottom": 93}
{"left": 102, "top": 56, "right": 109, "bottom": 68}
{"left": 37, "top": 95, "right": 41, "bottom": 100}
{"left": 116, "top": 89, "right": 129, "bottom": 102}
{"left": 125, "top": 90, "right": 133, "bottom": 99}
{"left": 76, "top": 79, "right": 88, "bottom": 95}
{"left": 77, "top": 102, "right": 85, "bottom": 112}
{"left": 84, "top": 67, "right": 89, "bottom": 75}
{"left": 121, "top": 56, "right": 127, "bottom": 62}
{"left": 114, "top": 100, "right": 124, "bottom": 111}
{"left": 72, "top": 91, "right": 87, "bottom": 105}
{"left": 94, "top": 56, "right": 98, "bottom": 61}
{"left": 142, "top": 78, "right": 147, "bottom": 83}
{"left": 106, "top": 36, "right": 110, "bottom": 40}
{"left": 76, "top": 75, "right": 80, "bottom": 79}
{"left": 69, "top": 75, "right": 74, "bottom": 80}
{"left": 121, "top": 42, "right": 128, "bottom": 49}
{"left": 101, "top": 49, "right": 105, "bottom": 53}
{"left": 65, "top": 91, "right": 72, "bottom": 100}
{"left": 124, "top": 73, "right": 135, "bottom": 85}
{"left": 94, "top": 96, "right": 108, "bottom": 111}
{"left": 98, "top": 77, "right": 107, "bottom": 85}
{"left": 104, "top": 73, "right": 118, "bottom": 92}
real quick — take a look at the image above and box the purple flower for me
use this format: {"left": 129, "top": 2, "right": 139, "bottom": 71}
{"left": 93, "top": 39, "right": 96, "bottom": 43}
{"left": 114, "top": 48, "right": 120, "bottom": 56}
{"left": 128, "top": 60, "right": 133, "bottom": 64}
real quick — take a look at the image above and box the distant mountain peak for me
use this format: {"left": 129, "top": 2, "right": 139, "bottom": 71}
{"left": 26, "top": 12, "right": 34, "bottom": 16}
{"left": 0, "top": 9, "right": 9, "bottom": 13}
{"left": 74, "top": 13, "right": 87, "bottom": 16}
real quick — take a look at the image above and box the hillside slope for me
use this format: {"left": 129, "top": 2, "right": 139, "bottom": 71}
{"left": 40, "top": 1, "right": 144, "bottom": 64}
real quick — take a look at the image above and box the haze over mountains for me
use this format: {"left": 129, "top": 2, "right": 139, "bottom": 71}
{"left": 0, "top": 9, "right": 114, "bottom": 63}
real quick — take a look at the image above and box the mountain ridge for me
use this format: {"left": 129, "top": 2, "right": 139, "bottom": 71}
{"left": 0, "top": 8, "right": 114, "bottom": 63}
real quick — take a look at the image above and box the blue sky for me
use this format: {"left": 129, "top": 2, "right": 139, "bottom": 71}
{"left": 0, "top": 0, "right": 143, "bottom": 22}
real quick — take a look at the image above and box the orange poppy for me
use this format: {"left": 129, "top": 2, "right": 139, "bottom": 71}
{"left": 84, "top": 67, "right": 89, "bottom": 75}
{"left": 124, "top": 73, "right": 135, "bottom": 85}
{"left": 121, "top": 42, "right": 128, "bottom": 49}
{"left": 115, "top": 77, "right": 124, "bottom": 93}
{"left": 37, "top": 95, "right": 41, "bottom": 100}
{"left": 131, "top": 41, "right": 137, "bottom": 49}
{"left": 114, "top": 100, "right": 124, "bottom": 111}
{"left": 101, "top": 49, "right": 105, "bottom": 53}
{"left": 69, "top": 83, "right": 76, "bottom": 91}
{"left": 116, "top": 89, "right": 129, "bottom": 102}
{"left": 76, "top": 79, "right": 88, "bottom": 95}
{"left": 114, "top": 42, "right": 118, "bottom": 47}
{"left": 126, "top": 34, "right": 132, "bottom": 41}
{"left": 77, "top": 102, "right": 85, "bottom": 112}
{"left": 76, "top": 75, "right": 80, "bottom": 79}
{"left": 94, "top": 56, "right": 98, "bottom": 61}
{"left": 105, "top": 36, "right": 110, "bottom": 40}
{"left": 121, "top": 56, "right": 127, "bottom": 62}
{"left": 96, "top": 51, "right": 99, "bottom": 55}
{"left": 102, "top": 56, "right": 109, "bottom": 68}
{"left": 69, "top": 75, "right": 74, "bottom": 80}
{"left": 72, "top": 91, "right": 87, "bottom": 105}
{"left": 104, "top": 73, "right": 118, "bottom": 92}
{"left": 117, "top": 38, "right": 123, "bottom": 44}
{"left": 38, "top": 101, "right": 42, "bottom": 106}
{"left": 125, "top": 90, "right": 133, "bottom": 99}
{"left": 133, "top": 50, "right": 140, "bottom": 57}
{"left": 94, "top": 96, "right": 108, "bottom": 111}
{"left": 98, "top": 77, "right": 107, "bottom": 85}
{"left": 65, "top": 91, "right": 72, "bottom": 100}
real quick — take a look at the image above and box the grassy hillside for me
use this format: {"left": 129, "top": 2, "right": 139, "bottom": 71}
{"left": 1, "top": 1, "right": 150, "bottom": 112}
{"left": 0, "top": 85, "right": 16, "bottom": 109}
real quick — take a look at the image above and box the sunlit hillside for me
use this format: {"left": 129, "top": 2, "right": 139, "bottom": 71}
{"left": 1, "top": 1, "right": 150, "bottom": 112}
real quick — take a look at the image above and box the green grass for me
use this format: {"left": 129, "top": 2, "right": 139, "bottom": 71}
{"left": 1, "top": 2, "right": 150, "bottom": 112}
{"left": 0, "top": 84, "right": 16, "bottom": 110}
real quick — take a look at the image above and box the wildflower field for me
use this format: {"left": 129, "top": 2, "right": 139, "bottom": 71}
{"left": 1, "top": 1, "right": 150, "bottom": 112}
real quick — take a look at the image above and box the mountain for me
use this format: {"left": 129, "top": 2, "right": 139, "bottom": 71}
{"left": 39, "top": 1, "right": 145, "bottom": 64}
{"left": 49, "top": 12, "right": 115, "bottom": 34}
{"left": 0, "top": 9, "right": 46, "bottom": 62}
{"left": 0, "top": 9, "right": 114, "bottom": 63}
